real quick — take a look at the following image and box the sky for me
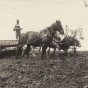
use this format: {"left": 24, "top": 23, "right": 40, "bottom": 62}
{"left": 0, "top": 0, "right": 88, "bottom": 50}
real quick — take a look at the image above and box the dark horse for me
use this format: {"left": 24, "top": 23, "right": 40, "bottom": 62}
{"left": 15, "top": 20, "right": 64, "bottom": 59}
{"left": 47, "top": 35, "right": 81, "bottom": 56}
{"left": 58, "top": 35, "right": 81, "bottom": 55}
{"left": 39, "top": 20, "right": 64, "bottom": 59}
{"left": 15, "top": 31, "right": 40, "bottom": 58}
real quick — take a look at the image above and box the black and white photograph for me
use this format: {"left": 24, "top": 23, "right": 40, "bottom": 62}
{"left": 0, "top": 0, "right": 88, "bottom": 88}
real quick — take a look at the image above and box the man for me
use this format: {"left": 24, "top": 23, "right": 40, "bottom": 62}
{"left": 13, "top": 19, "right": 22, "bottom": 39}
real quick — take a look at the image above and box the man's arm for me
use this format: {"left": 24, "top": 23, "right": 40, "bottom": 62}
{"left": 13, "top": 25, "right": 23, "bottom": 31}
{"left": 19, "top": 25, "right": 23, "bottom": 30}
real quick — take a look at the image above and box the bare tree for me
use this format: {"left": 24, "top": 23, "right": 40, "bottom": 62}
{"left": 84, "top": 0, "right": 88, "bottom": 7}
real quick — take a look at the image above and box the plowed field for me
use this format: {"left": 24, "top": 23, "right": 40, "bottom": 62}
{"left": 0, "top": 51, "right": 88, "bottom": 88}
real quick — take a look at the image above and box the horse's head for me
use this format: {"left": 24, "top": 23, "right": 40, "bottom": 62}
{"left": 74, "top": 38, "right": 81, "bottom": 47}
{"left": 46, "top": 26, "right": 56, "bottom": 37}
{"left": 51, "top": 20, "right": 64, "bottom": 34}
{"left": 68, "top": 36, "right": 81, "bottom": 47}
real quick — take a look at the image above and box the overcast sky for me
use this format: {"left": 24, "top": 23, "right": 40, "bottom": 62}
{"left": 0, "top": 0, "right": 88, "bottom": 50}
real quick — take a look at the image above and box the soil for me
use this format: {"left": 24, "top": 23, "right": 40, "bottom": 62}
{"left": 0, "top": 51, "right": 88, "bottom": 88}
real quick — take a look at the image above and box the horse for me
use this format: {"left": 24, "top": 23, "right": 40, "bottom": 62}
{"left": 15, "top": 31, "right": 41, "bottom": 58}
{"left": 59, "top": 35, "right": 81, "bottom": 56}
{"left": 46, "top": 32, "right": 62, "bottom": 55}
{"left": 29, "top": 31, "right": 62, "bottom": 57}
{"left": 48, "top": 26, "right": 84, "bottom": 56}
{"left": 15, "top": 20, "right": 64, "bottom": 59}
{"left": 39, "top": 20, "right": 64, "bottom": 59}
{"left": 48, "top": 35, "right": 81, "bottom": 56}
